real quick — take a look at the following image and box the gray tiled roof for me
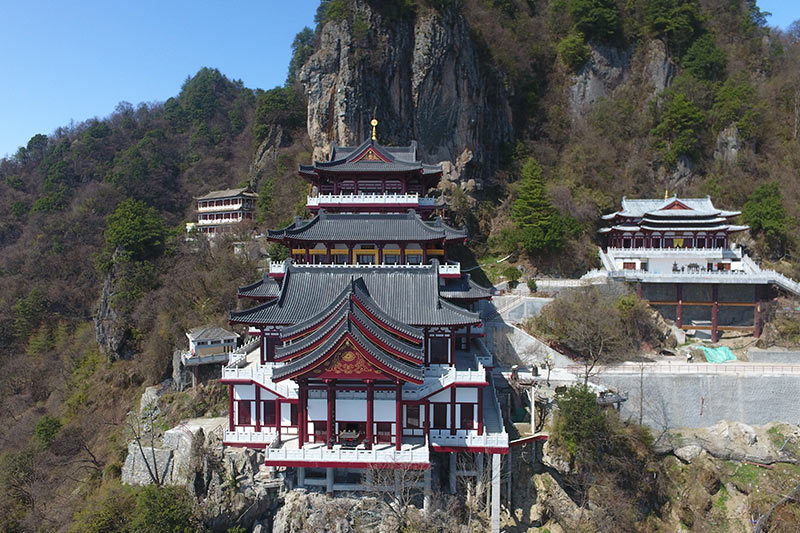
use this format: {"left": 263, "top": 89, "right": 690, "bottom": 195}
{"left": 237, "top": 274, "right": 281, "bottom": 299}
{"left": 601, "top": 196, "right": 742, "bottom": 219}
{"left": 440, "top": 275, "right": 493, "bottom": 300}
{"left": 274, "top": 298, "right": 423, "bottom": 363}
{"left": 271, "top": 318, "right": 424, "bottom": 383}
{"left": 299, "top": 138, "right": 442, "bottom": 176}
{"left": 267, "top": 210, "right": 466, "bottom": 242}
{"left": 187, "top": 325, "right": 239, "bottom": 341}
{"left": 230, "top": 262, "right": 480, "bottom": 328}
{"left": 195, "top": 188, "right": 258, "bottom": 201}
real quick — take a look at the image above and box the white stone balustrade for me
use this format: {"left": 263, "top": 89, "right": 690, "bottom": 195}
{"left": 429, "top": 429, "right": 509, "bottom": 448}
{"left": 224, "top": 429, "right": 278, "bottom": 445}
{"left": 306, "top": 193, "right": 436, "bottom": 208}
{"left": 265, "top": 442, "right": 430, "bottom": 465}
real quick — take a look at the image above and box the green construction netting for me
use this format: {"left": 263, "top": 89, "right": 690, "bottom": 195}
{"left": 700, "top": 346, "right": 737, "bottom": 363}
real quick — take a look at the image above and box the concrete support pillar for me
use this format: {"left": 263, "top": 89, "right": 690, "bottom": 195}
{"left": 476, "top": 452, "right": 484, "bottom": 500}
{"left": 711, "top": 284, "right": 719, "bottom": 343}
{"left": 326, "top": 467, "right": 334, "bottom": 494}
{"left": 297, "top": 467, "right": 305, "bottom": 488}
{"left": 636, "top": 282, "right": 643, "bottom": 299}
{"left": 491, "top": 454, "right": 501, "bottom": 533}
{"left": 529, "top": 387, "right": 536, "bottom": 432}
{"left": 449, "top": 453, "right": 457, "bottom": 494}
{"left": 191, "top": 366, "right": 198, "bottom": 388}
{"left": 676, "top": 283, "right": 683, "bottom": 328}
{"left": 423, "top": 467, "right": 432, "bottom": 514}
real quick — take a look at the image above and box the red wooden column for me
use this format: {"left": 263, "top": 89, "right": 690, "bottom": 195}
{"left": 304, "top": 247, "right": 310, "bottom": 264}
{"left": 228, "top": 385, "right": 234, "bottom": 432}
{"left": 449, "top": 328, "right": 456, "bottom": 366}
{"left": 259, "top": 328, "right": 266, "bottom": 364}
{"left": 400, "top": 243, "right": 406, "bottom": 264}
{"left": 255, "top": 385, "right": 261, "bottom": 432}
{"left": 366, "top": 380, "right": 374, "bottom": 450}
{"left": 422, "top": 245, "right": 428, "bottom": 264}
{"left": 465, "top": 325, "right": 471, "bottom": 351}
{"left": 395, "top": 381, "right": 403, "bottom": 451}
{"left": 326, "top": 380, "right": 334, "bottom": 448}
{"left": 275, "top": 400, "right": 282, "bottom": 440}
{"left": 326, "top": 245, "right": 331, "bottom": 264}
{"left": 711, "top": 284, "right": 719, "bottom": 343}
{"left": 450, "top": 387, "right": 457, "bottom": 435}
{"left": 347, "top": 243, "right": 354, "bottom": 265}
{"left": 378, "top": 244, "right": 384, "bottom": 264}
{"left": 754, "top": 285, "right": 763, "bottom": 338}
{"left": 423, "top": 400, "right": 430, "bottom": 442}
{"left": 298, "top": 382, "right": 306, "bottom": 449}
{"left": 477, "top": 386, "right": 484, "bottom": 435}
{"left": 423, "top": 327, "right": 429, "bottom": 366}
{"left": 675, "top": 283, "right": 683, "bottom": 328}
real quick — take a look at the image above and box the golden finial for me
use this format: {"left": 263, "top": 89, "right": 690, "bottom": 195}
{"left": 370, "top": 118, "right": 378, "bottom": 141}
{"left": 664, "top": 188, "right": 669, "bottom": 199}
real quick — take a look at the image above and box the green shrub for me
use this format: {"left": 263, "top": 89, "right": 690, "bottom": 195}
{"left": 553, "top": 386, "right": 607, "bottom": 459}
{"left": 527, "top": 278, "right": 538, "bottom": 293}
{"left": 651, "top": 90, "right": 706, "bottom": 166}
{"left": 567, "top": 0, "right": 620, "bottom": 43}
{"left": 711, "top": 75, "right": 761, "bottom": 138}
{"left": 502, "top": 266, "right": 522, "bottom": 285}
{"left": 682, "top": 34, "right": 727, "bottom": 81}
{"left": 127, "top": 485, "right": 197, "bottom": 533}
{"left": 557, "top": 30, "right": 590, "bottom": 71}
{"left": 33, "top": 416, "right": 62, "bottom": 448}
{"left": 742, "top": 182, "right": 791, "bottom": 254}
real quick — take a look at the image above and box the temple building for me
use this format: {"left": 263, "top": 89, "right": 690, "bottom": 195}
{"left": 220, "top": 129, "right": 506, "bottom": 528}
{"left": 186, "top": 187, "right": 258, "bottom": 235}
{"left": 597, "top": 195, "right": 800, "bottom": 342}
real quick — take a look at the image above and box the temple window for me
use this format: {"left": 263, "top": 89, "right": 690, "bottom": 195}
{"left": 432, "top": 404, "right": 448, "bottom": 429}
{"left": 459, "top": 404, "right": 474, "bottom": 429}
{"left": 263, "top": 400, "right": 276, "bottom": 426}
{"left": 407, "top": 405, "right": 420, "bottom": 428}
{"left": 237, "top": 401, "right": 251, "bottom": 425}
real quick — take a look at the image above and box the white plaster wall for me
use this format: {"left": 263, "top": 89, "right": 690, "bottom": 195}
{"left": 428, "top": 390, "right": 450, "bottom": 402}
{"left": 308, "top": 399, "right": 326, "bottom": 421}
{"left": 374, "top": 400, "right": 395, "bottom": 422}
{"left": 281, "top": 403, "right": 292, "bottom": 426}
{"left": 456, "top": 388, "right": 477, "bottom": 402}
{"left": 234, "top": 385, "right": 255, "bottom": 400}
{"left": 337, "top": 399, "right": 367, "bottom": 421}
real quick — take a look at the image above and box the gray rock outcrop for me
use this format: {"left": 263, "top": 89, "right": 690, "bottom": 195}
{"left": 121, "top": 417, "right": 283, "bottom": 531}
{"left": 569, "top": 43, "right": 632, "bottom": 118}
{"left": 94, "top": 253, "right": 134, "bottom": 361}
{"left": 714, "top": 124, "right": 748, "bottom": 165}
{"left": 299, "top": 1, "right": 512, "bottom": 185}
{"left": 248, "top": 124, "right": 286, "bottom": 187}
{"left": 640, "top": 39, "right": 674, "bottom": 97}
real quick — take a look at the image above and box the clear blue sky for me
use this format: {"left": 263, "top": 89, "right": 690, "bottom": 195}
{"left": 0, "top": 1, "right": 319, "bottom": 158}
{"left": 0, "top": 1, "right": 797, "bottom": 159}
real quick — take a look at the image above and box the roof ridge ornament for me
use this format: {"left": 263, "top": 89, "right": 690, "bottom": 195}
{"left": 371, "top": 118, "right": 378, "bottom": 141}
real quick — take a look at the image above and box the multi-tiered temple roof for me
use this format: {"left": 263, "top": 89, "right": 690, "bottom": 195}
{"left": 230, "top": 262, "right": 481, "bottom": 328}
{"left": 299, "top": 138, "right": 443, "bottom": 178}
{"left": 600, "top": 196, "right": 748, "bottom": 235}
{"left": 268, "top": 210, "right": 466, "bottom": 244}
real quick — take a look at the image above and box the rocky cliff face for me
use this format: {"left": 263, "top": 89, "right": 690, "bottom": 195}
{"left": 299, "top": 1, "right": 513, "bottom": 185}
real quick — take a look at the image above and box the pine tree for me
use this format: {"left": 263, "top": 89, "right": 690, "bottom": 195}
{"left": 511, "top": 157, "right": 569, "bottom": 255}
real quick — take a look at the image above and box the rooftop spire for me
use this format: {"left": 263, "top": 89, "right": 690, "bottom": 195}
{"left": 664, "top": 188, "right": 669, "bottom": 199}
{"left": 370, "top": 118, "right": 378, "bottom": 141}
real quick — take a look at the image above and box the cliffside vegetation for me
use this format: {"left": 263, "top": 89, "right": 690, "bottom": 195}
{"left": 0, "top": 0, "right": 798, "bottom": 530}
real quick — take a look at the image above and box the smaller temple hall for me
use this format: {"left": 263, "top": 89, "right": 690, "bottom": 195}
{"left": 596, "top": 195, "right": 800, "bottom": 342}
